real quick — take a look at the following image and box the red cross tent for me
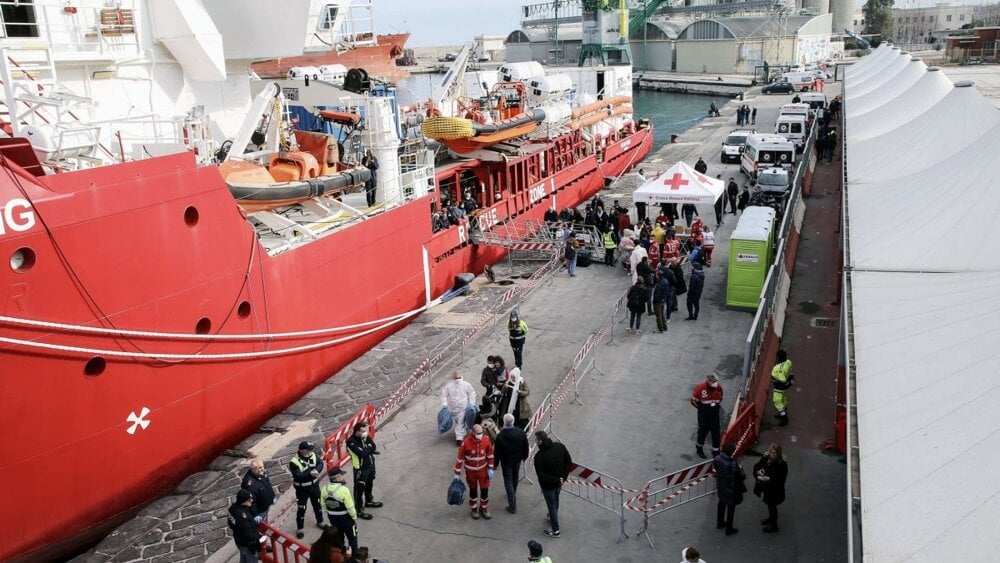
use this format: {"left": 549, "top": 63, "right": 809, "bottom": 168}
{"left": 633, "top": 161, "right": 725, "bottom": 204}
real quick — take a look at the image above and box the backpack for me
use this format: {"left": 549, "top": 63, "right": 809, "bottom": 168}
{"left": 697, "top": 248, "right": 708, "bottom": 266}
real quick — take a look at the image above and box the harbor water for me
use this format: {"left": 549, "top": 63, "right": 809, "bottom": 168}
{"left": 395, "top": 73, "right": 730, "bottom": 152}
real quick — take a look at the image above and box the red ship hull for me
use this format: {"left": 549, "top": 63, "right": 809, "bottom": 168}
{"left": 0, "top": 125, "right": 652, "bottom": 561}
{"left": 251, "top": 33, "right": 411, "bottom": 80}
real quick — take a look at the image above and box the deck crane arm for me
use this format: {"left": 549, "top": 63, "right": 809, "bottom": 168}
{"left": 431, "top": 40, "right": 476, "bottom": 117}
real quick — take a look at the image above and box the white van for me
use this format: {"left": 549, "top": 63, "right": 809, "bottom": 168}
{"left": 741, "top": 134, "right": 795, "bottom": 179}
{"left": 798, "top": 92, "right": 827, "bottom": 109}
{"left": 779, "top": 102, "right": 811, "bottom": 119}
{"left": 774, "top": 114, "right": 808, "bottom": 150}
{"left": 779, "top": 72, "right": 814, "bottom": 92}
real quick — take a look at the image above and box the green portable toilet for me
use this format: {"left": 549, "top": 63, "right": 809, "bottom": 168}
{"left": 739, "top": 206, "right": 776, "bottom": 266}
{"left": 727, "top": 215, "right": 774, "bottom": 309}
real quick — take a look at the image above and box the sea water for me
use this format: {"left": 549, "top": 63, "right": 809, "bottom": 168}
{"left": 395, "top": 73, "right": 729, "bottom": 152}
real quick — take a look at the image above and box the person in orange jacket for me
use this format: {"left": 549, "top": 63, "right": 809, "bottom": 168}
{"left": 455, "top": 424, "right": 496, "bottom": 520}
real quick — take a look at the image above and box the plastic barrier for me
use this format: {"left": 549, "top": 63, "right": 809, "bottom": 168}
{"left": 323, "top": 403, "right": 376, "bottom": 469}
{"left": 562, "top": 462, "right": 634, "bottom": 543}
{"left": 625, "top": 460, "right": 717, "bottom": 548}
{"left": 259, "top": 521, "right": 311, "bottom": 562}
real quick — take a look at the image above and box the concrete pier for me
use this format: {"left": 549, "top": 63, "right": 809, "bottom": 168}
{"left": 83, "top": 82, "right": 848, "bottom": 562}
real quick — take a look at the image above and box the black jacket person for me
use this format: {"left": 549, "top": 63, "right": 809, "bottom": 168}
{"left": 347, "top": 422, "right": 383, "bottom": 519}
{"left": 289, "top": 441, "right": 326, "bottom": 538}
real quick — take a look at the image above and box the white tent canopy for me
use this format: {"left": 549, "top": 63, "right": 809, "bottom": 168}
{"left": 847, "top": 53, "right": 912, "bottom": 100}
{"left": 848, "top": 46, "right": 902, "bottom": 86}
{"left": 847, "top": 58, "right": 927, "bottom": 119}
{"left": 845, "top": 47, "right": 1000, "bottom": 560}
{"left": 847, "top": 68, "right": 953, "bottom": 141}
{"left": 848, "top": 82, "right": 1000, "bottom": 184}
{"left": 633, "top": 161, "right": 724, "bottom": 204}
{"left": 845, "top": 43, "right": 892, "bottom": 78}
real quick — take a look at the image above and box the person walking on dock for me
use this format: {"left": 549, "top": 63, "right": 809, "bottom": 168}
{"left": 602, "top": 229, "right": 618, "bottom": 267}
{"left": 627, "top": 276, "right": 647, "bottom": 333}
{"left": 442, "top": 371, "right": 477, "bottom": 446}
{"left": 751, "top": 107, "right": 757, "bottom": 125}
{"left": 228, "top": 489, "right": 262, "bottom": 563}
{"left": 694, "top": 157, "right": 708, "bottom": 175}
{"left": 455, "top": 423, "right": 496, "bottom": 519}
{"left": 753, "top": 443, "right": 788, "bottom": 533}
{"left": 738, "top": 185, "right": 750, "bottom": 213}
{"left": 681, "top": 204, "right": 698, "bottom": 228}
{"left": 691, "top": 374, "right": 723, "bottom": 459}
{"left": 686, "top": 262, "right": 705, "bottom": 321}
{"left": 713, "top": 441, "right": 745, "bottom": 536}
{"left": 713, "top": 176, "right": 725, "bottom": 227}
{"left": 528, "top": 540, "right": 553, "bottom": 562}
{"left": 508, "top": 310, "right": 529, "bottom": 369}
{"left": 289, "top": 441, "right": 326, "bottom": 539}
{"left": 323, "top": 468, "right": 360, "bottom": 553}
{"left": 727, "top": 178, "right": 739, "bottom": 215}
{"left": 771, "top": 349, "right": 794, "bottom": 426}
{"left": 565, "top": 236, "right": 579, "bottom": 277}
{"left": 533, "top": 431, "right": 572, "bottom": 538}
{"left": 653, "top": 270, "right": 671, "bottom": 333}
{"left": 241, "top": 458, "right": 275, "bottom": 523}
{"left": 499, "top": 367, "right": 532, "bottom": 429}
{"left": 494, "top": 413, "right": 529, "bottom": 514}
{"left": 347, "top": 422, "right": 383, "bottom": 520}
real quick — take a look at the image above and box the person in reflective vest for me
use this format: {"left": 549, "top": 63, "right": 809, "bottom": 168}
{"left": 508, "top": 310, "right": 529, "bottom": 369}
{"left": 346, "top": 422, "right": 383, "bottom": 520}
{"left": 288, "top": 441, "right": 326, "bottom": 539}
{"left": 323, "top": 468, "right": 359, "bottom": 553}
{"left": 527, "top": 540, "right": 553, "bottom": 562}
{"left": 691, "top": 374, "right": 723, "bottom": 459}
{"left": 602, "top": 230, "right": 617, "bottom": 267}
{"left": 771, "top": 349, "right": 794, "bottom": 426}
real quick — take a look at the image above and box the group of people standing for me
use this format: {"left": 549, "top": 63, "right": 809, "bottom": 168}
{"left": 735, "top": 105, "right": 757, "bottom": 126}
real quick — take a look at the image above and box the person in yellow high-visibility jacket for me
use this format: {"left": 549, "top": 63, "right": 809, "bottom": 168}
{"left": 323, "top": 468, "right": 359, "bottom": 553}
{"left": 771, "top": 349, "right": 793, "bottom": 426}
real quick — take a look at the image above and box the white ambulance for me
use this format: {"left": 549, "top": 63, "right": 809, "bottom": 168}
{"left": 774, "top": 114, "right": 808, "bottom": 150}
{"left": 741, "top": 134, "right": 795, "bottom": 179}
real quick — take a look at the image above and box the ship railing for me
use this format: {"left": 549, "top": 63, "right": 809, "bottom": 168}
{"left": 0, "top": 0, "right": 142, "bottom": 60}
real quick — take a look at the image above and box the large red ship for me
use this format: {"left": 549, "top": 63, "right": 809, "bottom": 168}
{"left": 0, "top": 58, "right": 652, "bottom": 559}
{"left": 251, "top": 32, "right": 411, "bottom": 80}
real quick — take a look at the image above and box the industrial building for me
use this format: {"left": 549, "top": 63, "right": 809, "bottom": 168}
{"left": 507, "top": 0, "right": 844, "bottom": 74}
{"left": 889, "top": 3, "right": 975, "bottom": 44}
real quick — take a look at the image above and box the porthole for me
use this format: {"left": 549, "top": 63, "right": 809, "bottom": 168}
{"left": 84, "top": 356, "right": 107, "bottom": 376}
{"left": 10, "top": 247, "right": 35, "bottom": 272}
{"left": 237, "top": 301, "right": 252, "bottom": 319}
{"left": 195, "top": 317, "right": 212, "bottom": 334}
{"left": 184, "top": 206, "right": 199, "bottom": 226}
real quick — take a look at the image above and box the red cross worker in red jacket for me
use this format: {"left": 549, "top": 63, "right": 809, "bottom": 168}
{"left": 455, "top": 424, "right": 496, "bottom": 520}
{"left": 691, "top": 374, "right": 724, "bottom": 459}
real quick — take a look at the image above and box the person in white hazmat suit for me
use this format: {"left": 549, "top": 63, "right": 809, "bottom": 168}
{"left": 441, "top": 371, "right": 477, "bottom": 446}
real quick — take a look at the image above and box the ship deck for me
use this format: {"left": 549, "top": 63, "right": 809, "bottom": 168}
{"left": 84, "top": 86, "right": 848, "bottom": 562}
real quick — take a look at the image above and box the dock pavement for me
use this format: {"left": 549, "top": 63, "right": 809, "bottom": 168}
{"left": 83, "top": 85, "right": 847, "bottom": 562}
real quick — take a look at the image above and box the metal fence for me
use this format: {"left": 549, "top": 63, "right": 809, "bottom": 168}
{"left": 562, "top": 462, "right": 633, "bottom": 543}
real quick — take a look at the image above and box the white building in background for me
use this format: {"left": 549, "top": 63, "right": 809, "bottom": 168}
{"left": 474, "top": 35, "right": 506, "bottom": 62}
{"left": 890, "top": 3, "right": 975, "bottom": 44}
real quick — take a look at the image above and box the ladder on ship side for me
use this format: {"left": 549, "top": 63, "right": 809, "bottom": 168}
{"left": 471, "top": 217, "right": 562, "bottom": 272}
{"left": 0, "top": 45, "right": 109, "bottom": 170}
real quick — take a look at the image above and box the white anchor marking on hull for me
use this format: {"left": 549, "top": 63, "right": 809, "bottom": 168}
{"left": 126, "top": 407, "right": 151, "bottom": 435}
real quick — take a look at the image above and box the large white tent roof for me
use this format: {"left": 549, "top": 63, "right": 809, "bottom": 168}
{"left": 846, "top": 52, "right": 912, "bottom": 100}
{"left": 845, "top": 46, "right": 1000, "bottom": 561}
{"left": 847, "top": 82, "right": 1000, "bottom": 185}
{"left": 850, "top": 270, "right": 1000, "bottom": 561}
{"left": 844, "top": 44, "right": 891, "bottom": 78}
{"left": 848, "top": 67, "right": 953, "bottom": 142}
{"left": 846, "top": 57, "right": 927, "bottom": 119}
{"left": 847, "top": 46, "right": 901, "bottom": 86}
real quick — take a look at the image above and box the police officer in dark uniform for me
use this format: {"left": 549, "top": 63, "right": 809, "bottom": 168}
{"left": 241, "top": 458, "right": 275, "bottom": 523}
{"left": 289, "top": 441, "right": 326, "bottom": 539}
{"left": 228, "top": 489, "right": 261, "bottom": 563}
{"left": 346, "top": 422, "right": 383, "bottom": 520}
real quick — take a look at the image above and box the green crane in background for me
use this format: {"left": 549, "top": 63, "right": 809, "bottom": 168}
{"left": 628, "top": 0, "right": 672, "bottom": 71}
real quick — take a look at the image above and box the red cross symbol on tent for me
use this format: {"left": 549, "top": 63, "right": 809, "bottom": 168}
{"left": 693, "top": 172, "right": 711, "bottom": 184}
{"left": 663, "top": 173, "right": 689, "bottom": 190}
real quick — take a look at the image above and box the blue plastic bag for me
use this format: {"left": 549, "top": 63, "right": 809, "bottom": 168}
{"left": 447, "top": 476, "right": 467, "bottom": 506}
{"left": 438, "top": 407, "right": 453, "bottom": 434}
{"left": 463, "top": 404, "right": 479, "bottom": 431}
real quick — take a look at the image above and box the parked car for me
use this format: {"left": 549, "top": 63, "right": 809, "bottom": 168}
{"left": 762, "top": 81, "right": 795, "bottom": 94}
{"left": 755, "top": 167, "right": 791, "bottom": 195}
